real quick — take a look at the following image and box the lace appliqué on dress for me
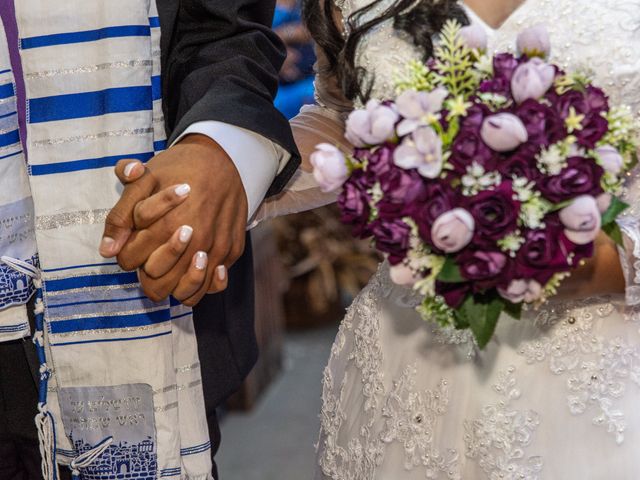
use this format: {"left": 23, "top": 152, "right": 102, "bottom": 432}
{"left": 317, "top": 271, "right": 460, "bottom": 479}
{"left": 518, "top": 301, "right": 640, "bottom": 445}
{"left": 464, "top": 366, "right": 543, "bottom": 480}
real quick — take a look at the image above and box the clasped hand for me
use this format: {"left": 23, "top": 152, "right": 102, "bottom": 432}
{"left": 99, "top": 134, "right": 248, "bottom": 306}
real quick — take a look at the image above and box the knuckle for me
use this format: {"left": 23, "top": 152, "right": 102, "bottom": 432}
{"left": 117, "top": 255, "right": 139, "bottom": 272}
{"left": 167, "top": 241, "right": 183, "bottom": 258}
{"left": 105, "top": 209, "right": 130, "bottom": 230}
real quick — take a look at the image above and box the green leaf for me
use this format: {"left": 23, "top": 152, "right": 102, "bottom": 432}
{"left": 503, "top": 300, "right": 523, "bottom": 320}
{"left": 436, "top": 257, "right": 465, "bottom": 283}
{"left": 603, "top": 221, "right": 624, "bottom": 247}
{"left": 601, "top": 197, "right": 629, "bottom": 226}
{"left": 456, "top": 294, "right": 504, "bottom": 349}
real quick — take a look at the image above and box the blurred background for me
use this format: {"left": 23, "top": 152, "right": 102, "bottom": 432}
{"left": 216, "top": 3, "right": 379, "bottom": 478}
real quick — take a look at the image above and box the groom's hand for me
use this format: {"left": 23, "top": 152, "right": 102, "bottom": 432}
{"left": 101, "top": 134, "right": 248, "bottom": 306}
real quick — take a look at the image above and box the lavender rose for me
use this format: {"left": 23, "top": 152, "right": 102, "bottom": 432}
{"left": 459, "top": 23, "right": 488, "bottom": 51}
{"left": 481, "top": 113, "right": 529, "bottom": 152}
{"left": 310, "top": 143, "right": 349, "bottom": 192}
{"left": 345, "top": 100, "right": 399, "bottom": 147}
{"left": 459, "top": 250, "right": 509, "bottom": 291}
{"left": 595, "top": 145, "right": 624, "bottom": 175}
{"left": 467, "top": 182, "right": 520, "bottom": 243}
{"left": 537, "top": 156, "right": 604, "bottom": 203}
{"left": 371, "top": 218, "right": 411, "bottom": 265}
{"left": 597, "top": 193, "right": 612, "bottom": 213}
{"left": 558, "top": 195, "right": 601, "bottom": 245}
{"left": 511, "top": 58, "right": 556, "bottom": 104}
{"left": 410, "top": 181, "right": 458, "bottom": 244}
{"left": 516, "top": 24, "right": 551, "bottom": 58}
{"left": 431, "top": 208, "right": 475, "bottom": 253}
{"left": 498, "top": 279, "right": 543, "bottom": 303}
{"left": 389, "top": 262, "right": 423, "bottom": 286}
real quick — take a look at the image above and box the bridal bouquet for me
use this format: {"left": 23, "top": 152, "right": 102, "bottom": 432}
{"left": 310, "top": 21, "right": 640, "bottom": 347}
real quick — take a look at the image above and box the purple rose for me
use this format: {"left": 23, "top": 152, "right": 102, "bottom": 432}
{"left": 515, "top": 224, "right": 570, "bottom": 283}
{"left": 338, "top": 173, "right": 372, "bottom": 238}
{"left": 459, "top": 250, "right": 509, "bottom": 291}
{"left": 435, "top": 280, "right": 471, "bottom": 309}
{"left": 558, "top": 195, "right": 601, "bottom": 245}
{"left": 365, "top": 145, "right": 395, "bottom": 178}
{"left": 498, "top": 278, "right": 543, "bottom": 303}
{"left": 431, "top": 208, "right": 475, "bottom": 253}
{"left": 516, "top": 24, "right": 551, "bottom": 58}
{"left": 371, "top": 218, "right": 411, "bottom": 265}
{"left": 515, "top": 99, "right": 566, "bottom": 147}
{"left": 480, "top": 53, "right": 520, "bottom": 96}
{"left": 498, "top": 143, "right": 543, "bottom": 181}
{"left": 450, "top": 130, "right": 496, "bottom": 174}
{"left": 551, "top": 88, "right": 609, "bottom": 148}
{"left": 481, "top": 113, "right": 529, "bottom": 152}
{"left": 511, "top": 58, "right": 556, "bottom": 104}
{"left": 377, "top": 166, "right": 426, "bottom": 219}
{"left": 410, "top": 181, "right": 458, "bottom": 245}
{"left": 467, "top": 182, "right": 520, "bottom": 244}
{"left": 537, "top": 156, "right": 604, "bottom": 203}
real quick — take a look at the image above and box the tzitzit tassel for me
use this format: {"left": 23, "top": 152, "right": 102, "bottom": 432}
{"left": 32, "top": 279, "right": 60, "bottom": 480}
{"left": 70, "top": 437, "right": 114, "bottom": 480}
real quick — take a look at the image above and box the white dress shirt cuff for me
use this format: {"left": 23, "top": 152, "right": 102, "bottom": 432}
{"left": 174, "top": 121, "right": 290, "bottom": 221}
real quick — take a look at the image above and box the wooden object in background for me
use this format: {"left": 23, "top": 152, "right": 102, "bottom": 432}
{"left": 226, "top": 221, "right": 287, "bottom": 411}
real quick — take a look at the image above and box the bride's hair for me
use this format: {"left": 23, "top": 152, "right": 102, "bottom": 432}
{"left": 302, "top": 0, "right": 469, "bottom": 102}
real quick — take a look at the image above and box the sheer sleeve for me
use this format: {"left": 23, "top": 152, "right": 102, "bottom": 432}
{"left": 616, "top": 160, "right": 640, "bottom": 308}
{"left": 250, "top": 47, "right": 354, "bottom": 227}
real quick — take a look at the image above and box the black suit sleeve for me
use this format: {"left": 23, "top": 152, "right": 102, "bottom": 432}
{"left": 162, "top": 0, "right": 300, "bottom": 197}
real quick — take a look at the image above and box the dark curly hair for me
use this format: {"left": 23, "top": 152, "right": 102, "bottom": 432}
{"left": 302, "top": 0, "right": 469, "bottom": 102}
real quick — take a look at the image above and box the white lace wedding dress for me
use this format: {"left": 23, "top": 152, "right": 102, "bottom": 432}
{"left": 309, "top": 1, "right": 640, "bottom": 478}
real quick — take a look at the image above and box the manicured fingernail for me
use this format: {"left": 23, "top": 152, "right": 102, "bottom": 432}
{"left": 216, "top": 265, "right": 226, "bottom": 282}
{"left": 195, "top": 251, "right": 208, "bottom": 270}
{"left": 123, "top": 161, "right": 141, "bottom": 179}
{"left": 174, "top": 184, "right": 191, "bottom": 197}
{"left": 100, "top": 236, "right": 115, "bottom": 254}
{"left": 178, "top": 225, "right": 193, "bottom": 243}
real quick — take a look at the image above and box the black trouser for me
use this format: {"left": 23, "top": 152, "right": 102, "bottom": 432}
{"left": 0, "top": 338, "right": 221, "bottom": 480}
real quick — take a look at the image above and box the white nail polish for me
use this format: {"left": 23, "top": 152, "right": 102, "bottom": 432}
{"left": 174, "top": 184, "right": 191, "bottom": 197}
{"left": 216, "top": 265, "right": 226, "bottom": 282}
{"left": 195, "top": 251, "right": 208, "bottom": 270}
{"left": 123, "top": 162, "right": 139, "bottom": 178}
{"left": 178, "top": 225, "right": 193, "bottom": 243}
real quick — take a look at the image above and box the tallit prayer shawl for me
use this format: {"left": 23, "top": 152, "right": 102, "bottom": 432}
{"left": 0, "top": 1, "right": 213, "bottom": 478}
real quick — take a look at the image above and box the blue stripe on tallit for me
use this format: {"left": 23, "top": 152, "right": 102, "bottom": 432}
{"left": 29, "top": 86, "right": 152, "bottom": 123}
{"left": 20, "top": 25, "right": 151, "bottom": 49}
{"left": 51, "top": 329, "right": 171, "bottom": 347}
{"left": 0, "top": 129, "right": 19, "bottom": 147}
{"left": 43, "top": 262, "right": 119, "bottom": 273}
{"left": 154, "top": 140, "right": 167, "bottom": 151}
{"left": 46, "top": 271, "right": 138, "bottom": 292}
{"left": 152, "top": 75, "right": 161, "bottom": 101}
{"left": 0, "top": 111, "right": 17, "bottom": 120}
{"left": 30, "top": 151, "right": 154, "bottom": 176}
{"left": 0, "top": 150, "right": 21, "bottom": 161}
{"left": 149, "top": 17, "right": 161, "bottom": 28}
{"left": 180, "top": 441, "right": 211, "bottom": 456}
{"left": 49, "top": 308, "right": 170, "bottom": 334}
{"left": 0, "top": 322, "right": 29, "bottom": 333}
{"left": 0, "top": 82, "right": 13, "bottom": 99}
